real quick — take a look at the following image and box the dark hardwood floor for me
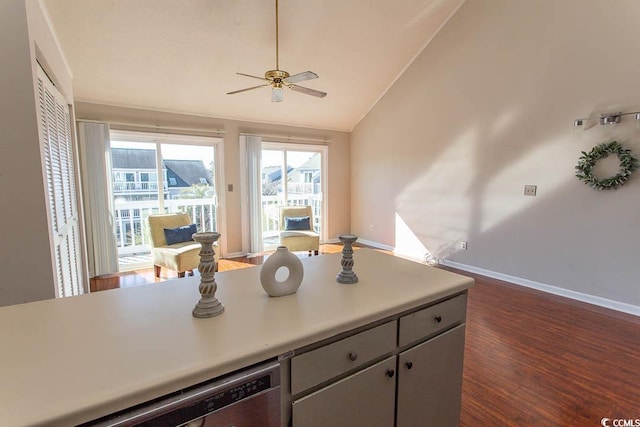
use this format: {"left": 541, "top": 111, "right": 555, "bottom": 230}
{"left": 115, "top": 245, "right": 640, "bottom": 425}
{"left": 456, "top": 270, "right": 640, "bottom": 426}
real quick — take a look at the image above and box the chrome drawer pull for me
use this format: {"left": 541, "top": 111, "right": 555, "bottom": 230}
{"left": 348, "top": 352, "right": 358, "bottom": 361}
{"left": 434, "top": 315, "right": 443, "bottom": 323}
{"left": 405, "top": 361, "right": 413, "bottom": 370}
{"left": 386, "top": 369, "right": 395, "bottom": 378}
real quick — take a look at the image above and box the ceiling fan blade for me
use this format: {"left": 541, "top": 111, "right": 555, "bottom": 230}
{"left": 283, "top": 71, "right": 319, "bottom": 84}
{"left": 237, "top": 72, "right": 270, "bottom": 82}
{"left": 227, "top": 84, "right": 270, "bottom": 95}
{"left": 289, "top": 84, "right": 327, "bottom": 98}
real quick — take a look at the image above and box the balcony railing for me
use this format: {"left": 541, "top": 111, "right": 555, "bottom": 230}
{"left": 113, "top": 181, "right": 161, "bottom": 193}
{"left": 286, "top": 182, "right": 319, "bottom": 195}
{"left": 261, "top": 194, "right": 322, "bottom": 241}
{"left": 114, "top": 198, "right": 216, "bottom": 256}
{"left": 115, "top": 193, "right": 322, "bottom": 266}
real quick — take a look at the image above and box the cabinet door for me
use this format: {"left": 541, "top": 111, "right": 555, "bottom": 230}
{"left": 397, "top": 324, "right": 465, "bottom": 427}
{"left": 292, "top": 357, "right": 396, "bottom": 427}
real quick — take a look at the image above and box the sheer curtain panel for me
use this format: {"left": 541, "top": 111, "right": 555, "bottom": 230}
{"left": 78, "top": 121, "right": 119, "bottom": 277}
{"left": 241, "top": 135, "right": 264, "bottom": 255}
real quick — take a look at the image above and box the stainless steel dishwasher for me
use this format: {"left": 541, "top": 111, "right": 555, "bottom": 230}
{"left": 84, "top": 360, "right": 280, "bottom": 427}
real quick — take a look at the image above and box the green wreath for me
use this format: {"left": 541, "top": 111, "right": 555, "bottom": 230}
{"left": 575, "top": 141, "right": 639, "bottom": 190}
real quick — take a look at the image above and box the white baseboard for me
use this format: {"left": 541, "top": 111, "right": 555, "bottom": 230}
{"left": 224, "top": 252, "right": 246, "bottom": 259}
{"left": 443, "top": 260, "right": 640, "bottom": 317}
{"left": 356, "top": 238, "right": 395, "bottom": 252}
{"left": 352, "top": 240, "right": 640, "bottom": 317}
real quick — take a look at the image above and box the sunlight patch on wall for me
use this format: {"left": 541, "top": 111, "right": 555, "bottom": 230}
{"left": 395, "top": 127, "right": 477, "bottom": 260}
{"left": 394, "top": 213, "right": 431, "bottom": 263}
{"left": 489, "top": 109, "right": 519, "bottom": 138}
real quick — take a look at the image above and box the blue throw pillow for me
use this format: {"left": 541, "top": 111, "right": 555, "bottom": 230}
{"left": 285, "top": 216, "right": 311, "bottom": 231}
{"left": 164, "top": 223, "right": 197, "bottom": 245}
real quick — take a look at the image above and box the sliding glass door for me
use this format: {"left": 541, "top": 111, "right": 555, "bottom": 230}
{"left": 110, "top": 132, "right": 221, "bottom": 271}
{"left": 260, "top": 143, "right": 326, "bottom": 251}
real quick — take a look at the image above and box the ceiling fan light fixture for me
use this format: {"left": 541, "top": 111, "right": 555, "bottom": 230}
{"left": 227, "top": 0, "right": 326, "bottom": 101}
{"left": 271, "top": 85, "right": 284, "bottom": 103}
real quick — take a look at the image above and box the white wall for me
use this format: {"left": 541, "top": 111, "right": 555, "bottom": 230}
{"left": 0, "top": 0, "right": 74, "bottom": 306}
{"left": 74, "top": 102, "right": 351, "bottom": 256}
{"left": 351, "top": 0, "right": 640, "bottom": 308}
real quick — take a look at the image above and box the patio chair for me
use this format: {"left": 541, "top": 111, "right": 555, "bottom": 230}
{"left": 148, "top": 213, "right": 218, "bottom": 278}
{"left": 279, "top": 206, "right": 320, "bottom": 255}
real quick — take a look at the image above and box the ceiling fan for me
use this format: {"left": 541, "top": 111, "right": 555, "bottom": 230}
{"left": 227, "top": 0, "right": 327, "bottom": 102}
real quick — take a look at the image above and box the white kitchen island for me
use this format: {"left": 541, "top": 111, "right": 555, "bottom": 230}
{"left": 0, "top": 250, "right": 473, "bottom": 426}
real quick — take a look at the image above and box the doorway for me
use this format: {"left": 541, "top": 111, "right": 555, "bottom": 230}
{"left": 260, "top": 143, "right": 326, "bottom": 251}
{"left": 110, "top": 132, "right": 222, "bottom": 271}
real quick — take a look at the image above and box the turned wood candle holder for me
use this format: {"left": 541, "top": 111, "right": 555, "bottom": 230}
{"left": 192, "top": 232, "right": 224, "bottom": 318}
{"left": 336, "top": 234, "right": 359, "bottom": 284}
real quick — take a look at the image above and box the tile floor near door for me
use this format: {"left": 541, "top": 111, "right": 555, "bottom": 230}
{"left": 113, "top": 246, "right": 640, "bottom": 426}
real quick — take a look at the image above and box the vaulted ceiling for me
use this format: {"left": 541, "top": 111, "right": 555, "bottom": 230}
{"left": 43, "top": 0, "right": 464, "bottom": 131}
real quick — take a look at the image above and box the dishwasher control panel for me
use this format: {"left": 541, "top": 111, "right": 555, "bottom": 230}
{"left": 203, "top": 374, "right": 273, "bottom": 413}
{"left": 82, "top": 361, "right": 281, "bottom": 427}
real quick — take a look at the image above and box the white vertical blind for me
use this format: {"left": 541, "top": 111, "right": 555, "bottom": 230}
{"left": 240, "top": 135, "right": 264, "bottom": 253}
{"left": 78, "top": 122, "right": 119, "bottom": 277}
{"left": 37, "top": 65, "right": 84, "bottom": 298}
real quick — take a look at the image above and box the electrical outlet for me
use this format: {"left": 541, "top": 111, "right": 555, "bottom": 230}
{"left": 368, "top": 224, "right": 374, "bottom": 231}
{"left": 461, "top": 241, "right": 468, "bottom": 250}
{"left": 524, "top": 185, "right": 537, "bottom": 196}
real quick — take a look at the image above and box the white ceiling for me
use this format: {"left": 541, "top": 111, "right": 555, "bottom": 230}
{"left": 43, "top": 0, "right": 463, "bottom": 131}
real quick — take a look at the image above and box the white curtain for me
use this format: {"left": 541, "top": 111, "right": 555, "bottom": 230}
{"left": 241, "top": 135, "right": 263, "bottom": 255}
{"left": 78, "top": 121, "right": 119, "bottom": 276}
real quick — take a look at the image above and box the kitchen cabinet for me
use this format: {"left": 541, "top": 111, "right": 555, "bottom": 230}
{"left": 0, "top": 250, "right": 473, "bottom": 426}
{"left": 397, "top": 324, "right": 466, "bottom": 427}
{"left": 292, "top": 357, "right": 397, "bottom": 427}
{"left": 286, "top": 293, "right": 467, "bottom": 427}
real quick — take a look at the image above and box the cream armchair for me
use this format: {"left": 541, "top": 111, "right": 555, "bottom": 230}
{"left": 279, "top": 206, "right": 320, "bottom": 255}
{"left": 148, "top": 213, "right": 218, "bottom": 278}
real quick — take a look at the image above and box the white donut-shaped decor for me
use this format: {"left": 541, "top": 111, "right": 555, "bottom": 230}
{"left": 260, "top": 246, "right": 304, "bottom": 297}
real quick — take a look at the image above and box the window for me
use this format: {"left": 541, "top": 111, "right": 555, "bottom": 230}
{"left": 304, "top": 171, "right": 313, "bottom": 183}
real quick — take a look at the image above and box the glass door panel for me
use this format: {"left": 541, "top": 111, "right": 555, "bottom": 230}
{"left": 110, "top": 134, "right": 222, "bottom": 271}
{"left": 110, "top": 140, "right": 161, "bottom": 271}
{"left": 261, "top": 149, "right": 285, "bottom": 250}
{"left": 286, "top": 151, "right": 322, "bottom": 234}
{"left": 161, "top": 144, "right": 218, "bottom": 233}
{"left": 260, "top": 146, "right": 324, "bottom": 251}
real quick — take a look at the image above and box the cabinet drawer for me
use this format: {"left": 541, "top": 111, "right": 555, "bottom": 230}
{"left": 399, "top": 294, "right": 467, "bottom": 347}
{"left": 291, "top": 321, "right": 396, "bottom": 395}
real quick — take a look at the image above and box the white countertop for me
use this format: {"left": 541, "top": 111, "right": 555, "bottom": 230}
{"left": 0, "top": 250, "right": 473, "bottom": 426}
